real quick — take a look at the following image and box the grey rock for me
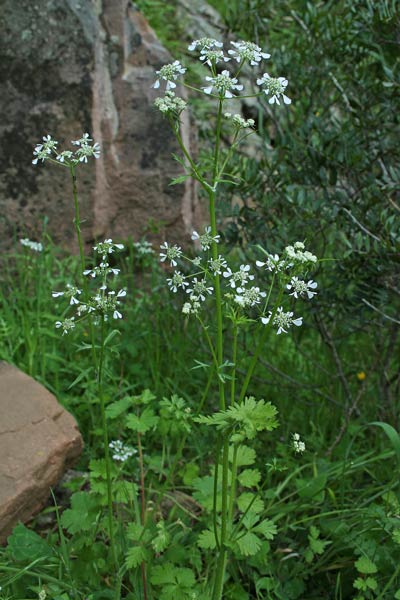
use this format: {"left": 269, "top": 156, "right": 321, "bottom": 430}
{"left": 0, "top": 0, "right": 202, "bottom": 251}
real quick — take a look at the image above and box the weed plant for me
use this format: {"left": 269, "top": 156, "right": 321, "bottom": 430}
{"left": 0, "top": 25, "right": 399, "bottom": 600}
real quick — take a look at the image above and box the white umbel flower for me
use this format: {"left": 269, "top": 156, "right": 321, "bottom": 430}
{"left": 292, "top": 433, "right": 306, "bottom": 454}
{"left": 203, "top": 70, "right": 243, "bottom": 99}
{"left": 284, "top": 244, "right": 317, "bottom": 264}
{"left": 257, "top": 73, "right": 291, "bottom": 105}
{"left": 261, "top": 306, "right": 302, "bottom": 334}
{"left": 186, "top": 277, "right": 213, "bottom": 302}
{"left": 109, "top": 440, "right": 137, "bottom": 462}
{"left": 153, "top": 61, "right": 186, "bottom": 91}
{"left": 256, "top": 254, "right": 285, "bottom": 272}
{"left": 159, "top": 241, "right": 183, "bottom": 267}
{"left": 55, "top": 317, "right": 76, "bottom": 335}
{"left": 287, "top": 277, "right": 318, "bottom": 299}
{"left": 223, "top": 264, "right": 254, "bottom": 288}
{"left": 167, "top": 271, "right": 189, "bottom": 293}
{"left": 208, "top": 255, "right": 228, "bottom": 275}
{"left": 199, "top": 49, "right": 230, "bottom": 67}
{"left": 228, "top": 41, "right": 270, "bottom": 66}
{"left": 234, "top": 286, "right": 266, "bottom": 308}
{"left": 188, "top": 38, "right": 223, "bottom": 52}
{"left": 154, "top": 90, "right": 187, "bottom": 115}
{"left": 224, "top": 113, "right": 255, "bottom": 129}
{"left": 20, "top": 238, "right": 43, "bottom": 252}
{"left": 191, "top": 226, "right": 220, "bottom": 251}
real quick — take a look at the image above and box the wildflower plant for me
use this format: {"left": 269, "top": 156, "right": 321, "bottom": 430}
{"left": 32, "top": 132, "right": 124, "bottom": 572}
{"left": 153, "top": 37, "right": 317, "bottom": 599}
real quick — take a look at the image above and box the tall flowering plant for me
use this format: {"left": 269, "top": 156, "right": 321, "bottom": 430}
{"left": 32, "top": 134, "right": 125, "bottom": 571}
{"left": 154, "top": 38, "right": 318, "bottom": 599}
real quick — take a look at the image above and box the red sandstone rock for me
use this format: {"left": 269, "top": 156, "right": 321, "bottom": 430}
{"left": 0, "top": 362, "right": 83, "bottom": 543}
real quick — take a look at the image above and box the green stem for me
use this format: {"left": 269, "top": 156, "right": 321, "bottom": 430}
{"left": 238, "top": 288, "right": 284, "bottom": 403}
{"left": 98, "top": 315, "right": 118, "bottom": 571}
{"left": 228, "top": 443, "right": 238, "bottom": 527}
{"left": 70, "top": 164, "right": 86, "bottom": 275}
{"left": 211, "top": 100, "right": 231, "bottom": 600}
{"left": 69, "top": 165, "right": 97, "bottom": 368}
{"left": 231, "top": 323, "right": 238, "bottom": 406}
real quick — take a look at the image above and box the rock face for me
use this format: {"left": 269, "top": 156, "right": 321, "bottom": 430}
{"left": 0, "top": 362, "right": 83, "bottom": 544}
{"left": 0, "top": 0, "right": 201, "bottom": 252}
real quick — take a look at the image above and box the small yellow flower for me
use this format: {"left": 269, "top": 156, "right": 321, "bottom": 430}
{"left": 357, "top": 371, "right": 366, "bottom": 381}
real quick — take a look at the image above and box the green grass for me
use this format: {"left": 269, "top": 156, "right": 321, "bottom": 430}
{"left": 0, "top": 235, "right": 399, "bottom": 599}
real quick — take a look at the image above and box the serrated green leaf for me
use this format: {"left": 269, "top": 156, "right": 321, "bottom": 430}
{"left": 394, "top": 589, "right": 400, "bottom": 599}
{"left": 236, "top": 531, "right": 261, "bottom": 556}
{"left": 126, "top": 407, "right": 159, "bottom": 433}
{"left": 365, "top": 577, "right": 377, "bottom": 591}
{"left": 309, "top": 525, "right": 320, "bottom": 539}
{"left": 193, "top": 475, "right": 222, "bottom": 511}
{"left": 253, "top": 518, "right": 277, "bottom": 540}
{"left": 197, "top": 529, "right": 217, "bottom": 550}
{"left": 237, "top": 492, "right": 264, "bottom": 514}
{"left": 355, "top": 556, "right": 378, "bottom": 574}
{"left": 135, "top": 389, "right": 156, "bottom": 405}
{"left": 125, "top": 545, "right": 149, "bottom": 568}
{"left": 7, "top": 523, "right": 53, "bottom": 561}
{"left": 305, "top": 548, "right": 314, "bottom": 563}
{"left": 152, "top": 521, "right": 170, "bottom": 553}
{"left": 230, "top": 445, "right": 256, "bottom": 466}
{"left": 195, "top": 397, "right": 278, "bottom": 442}
{"left": 354, "top": 577, "right": 367, "bottom": 591}
{"left": 309, "top": 537, "right": 329, "bottom": 555}
{"left": 127, "top": 522, "right": 144, "bottom": 541}
{"left": 105, "top": 396, "right": 134, "bottom": 419}
{"left": 60, "top": 492, "right": 99, "bottom": 534}
{"left": 89, "top": 458, "right": 117, "bottom": 479}
{"left": 238, "top": 468, "right": 261, "bottom": 488}
{"left": 150, "top": 563, "right": 196, "bottom": 589}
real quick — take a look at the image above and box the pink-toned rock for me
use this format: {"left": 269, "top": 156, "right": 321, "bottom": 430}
{"left": 0, "top": 362, "right": 83, "bottom": 543}
{"left": 0, "top": 0, "right": 202, "bottom": 252}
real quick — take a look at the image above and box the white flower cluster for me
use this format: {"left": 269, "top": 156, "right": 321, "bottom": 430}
{"left": 53, "top": 239, "right": 126, "bottom": 334}
{"left": 133, "top": 240, "right": 154, "bottom": 256}
{"left": 257, "top": 74, "right": 291, "bottom": 105}
{"left": 256, "top": 253, "right": 285, "bottom": 273}
{"left": 153, "top": 37, "right": 291, "bottom": 112}
{"left": 191, "top": 226, "right": 220, "bottom": 251}
{"left": 261, "top": 306, "right": 303, "bottom": 335}
{"left": 32, "top": 133, "right": 100, "bottom": 167}
{"left": 20, "top": 238, "right": 43, "bottom": 252}
{"left": 153, "top": 60, "right": 186, "bottom": 91}
{"left": 109, "top": 440, "right": 137, "bottom": 462}
{"left": 292, "top": 433, "right": 306, "bottom": 454}
{"left": 160, "top": 231, "right": 318, "bottom": 334}
{"left": 203, "top": 70, "right": 243, "bottom": 99}
{"left": 154, "top": 91, "right": 187, "bottom": 116}
{"left": 228, "top": 41, "right": 270, "bottom": 65}
{"left": 284, "top": 242, "right": 317, "bottom": 265}
{"left": 224, "top": 112, "right": 255, "bottom": 129}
